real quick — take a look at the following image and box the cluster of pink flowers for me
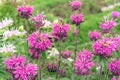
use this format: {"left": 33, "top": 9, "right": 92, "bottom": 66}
{"left": 100, "top": 17, "right": 116, "bottom": 33}
{"left": 111, "top": 77, "right": 120, "bottom": 80}
{"left": 46, "top": 63, "right": 58, "bottom": 72}
{"left": 30, "top": 14, "right": 44, "bottom": 29}
{"left": 17, "top": 6, "right": 33, "bottom": 18}
{"left": 27, "top": 32, "right": 52, "bottom": 59}
{"left": 111, "top": 11, "right": 119, "bottom": 19}
{"left": 69, "top": 0, "right": 81, "bottom": 11}
{"left": 74, "top": 50, "right": 94, "bottom": 75}
{"left": 88, "top": 30, "right": 101, "bottom": 41}
{"left": 70, "top": 13, "right": 84, "bottom": 25}
{"left": 52, "top": 24, "right": 70, "bottom": 40}
{"left": 92, "top": 37, "right": 120, "bottom": 58}
{"left": 4, "top": 55, "right": 37, "bottom": 80}
{"left": 61, "top": 49, "right": 71, "bottom": 59}
{"left": 108, "top": 59, "right": 120, "bottom": 76}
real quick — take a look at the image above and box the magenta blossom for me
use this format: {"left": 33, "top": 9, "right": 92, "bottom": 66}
{"left": 14, "top": 63, "right": 37, "bottom": 80}
{"left": 17, "top": 6, "right": 33, "bottom": 18}
{"left": 30, "top": 14, "right": 44, "bottom": 29}
{"left": 61, "top": 49, "right": 71, "bottom": 59}
{"left": 100, "top": 17, "right": 116, "bottom": 33}
{"left": 46, "top": 63, "right": 58, "bottom": 72}
{"left": 52, "top": 23, "right": 70, "bottom": 40}
{"left": 111, "top": 77, "right": 120, "bottom": 80}
{"left": 92, "top": 38, "right": 120, "bottom": 58}
{"left": 70, "top": 13, "right": 84, "bottom": 25}
{"left": 74, "top": 50, "right": 94, "bottom": 75}
{"left": 69, "top": 0, "right": 81, "bottom": 11}
{"left": 5, "top": 55, "right": 26, "bottom": 69}
{"left": 89, "top": 30, "right": 101, "bottom": 41}
{"left": 111, "top": 11, "right": 119, "bottom": 19}
{"left": 27, "top": 32, "right": 52, "bottom": 59}
{"left": 108, "top": 59, "right": 120, "bottom": 76}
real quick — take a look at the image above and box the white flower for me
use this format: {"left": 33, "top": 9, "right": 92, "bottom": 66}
{"left": 0, "top": 18, "right": 13, "bottom": 29}
{"left": 67, "top": 58, "right": 73, "bottom": 62}
{"left": 3, "top": 29, "right": 26, "bottom": 39}
{"left": 47, "top": 48, "right": 59, "bottom": 59}
{"left": 0, "top": 44, "right": 16, "bottom": 53}
{"left": 43, "top": 20, "right": 52, "bottom": 28}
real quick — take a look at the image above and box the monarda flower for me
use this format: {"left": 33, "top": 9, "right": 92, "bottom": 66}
{"left": 111, "top": 77, "right": 120, "bottom": 80}
{"left": 111, "top": 11, "right": 119, "bottom": 19}
{"left": 27, "top": 32, "right": 52, "bottom": 59}
{"left": 4, "top": 55, "right": 37, "bottom": 80}
{"left": 92, "top": 38, "right": 120, "bottom": 58}
{"left": 100, "top": 17, "right": 116, "bottom": 33}
{"left": 69, "top": 0, "right": 81, "bottom": 11}
{"left": 108, "top": 59, "right": 120, "bottom": 76}
{"left": 17, "top": 6, "right": 33, "bottom": 18}
{"left": 30, "top": 14, "right": 45, "bottom": 29}
{"left": 61, "top": 49, "right": 71, "bottom": 59}
{"left": 88, "top": 30, "right": 101, "bottom": 41}
{"left": 74, "top": 50, "right": 94, "bottom": 75}
{"left": 52, "top": 23, "right": 70, "bottom": 40}
{"left": 13, "top": 63, "right": 37, "bottom": 80}
{"left": 70, "top": 13, "right": 84, "bottom": 25}
{"left": 46, "top": 63, "right": 58, "bottom": 72}
{"left": 0, "top": 18, "right": 13, "bottom": 29}
{"left": 5, "top": 55, "right": 26, "bottom": 69}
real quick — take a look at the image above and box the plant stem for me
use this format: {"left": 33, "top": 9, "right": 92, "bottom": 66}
{"left": 38, "top": 55, "right": 42, "bottom": 80}
{"left": 56, "top": 38, "right": 62, "bottom": 80}
{"left": 74, "top": 25, "right": 80, "bottom": 61}
{"left": 98, "top": 65, "right": 102, "bottom": 80}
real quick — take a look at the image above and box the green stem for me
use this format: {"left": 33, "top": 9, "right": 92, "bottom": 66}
{"left": 38, "top": 55, "right": 42, "bottom": 80}
{"left": 98, "top": 65, "right": 102, "bottom": 80}
{"left": 56, "top": 38, "right": 62, "bottom": 80}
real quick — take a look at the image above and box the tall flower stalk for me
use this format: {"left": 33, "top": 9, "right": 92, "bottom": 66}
{"left": 38, "top": 54, "right": 42, "bottom": 80}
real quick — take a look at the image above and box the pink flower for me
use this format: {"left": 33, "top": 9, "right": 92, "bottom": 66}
{"left": 108, "top": 59, "right": 120, "bottom": 76}
{"left": 27, "top": 32, "right": 52, "bottom": 59}
{"left": 69, "top": 0, "right": 81, "bottom": 11}
{"left": 61, "top": 49, "right": 71, "bottom": 59}
{"left": 74, "top": 50, "right": 94, "bottom": 75}
{"left": 46, "top": 63, "right": 58, "bottom": 72}
{"left": 5, "top": 55, "right": 26, "bottom": 69}
{"left": 72, "top": 28, "right": 78, "bottom": 36}
{"left": 17, "top": 6, "right": 33, "bottom": 18}
{"left": 14, "top": 63, "right": 37, "bottom": 80}
{"left": 89, "top": 30, "right": 101, "bottom": 41}
{"left": 70, "top": 13, "right": 84, "bottom": 25}
{"left": 100, "top": 17, "right": 116, "bottom": 33}
{"left": 92, "top": 38, "right": 120, "bottom": 58}
{"left": 30, "top": 14, "right": 44, "bottom": 29}
{"left": 52, "top": 23, "right": 70, "bottom": 40}
{"left": 111, "top": 11, "right": 119, "bottom": 19}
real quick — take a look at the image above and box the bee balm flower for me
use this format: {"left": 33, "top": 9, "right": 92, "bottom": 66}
{"left": 111, "top": 11, "right": 119, "bottom": 19}
{"left": 69, "top": 0, "right": 81, "bottom": 11}
{"left": 74, "top": 50, "right": 94, "bottom": 75}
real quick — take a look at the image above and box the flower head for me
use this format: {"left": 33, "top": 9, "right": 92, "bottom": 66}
{"left": 14, "top": 63, "right": 37, "bottom": 80}
{"left": 0, "top": 44, "right": 16, "bottom": 54}
{"left": 74, "top": 50, "right": 94, "bottom": 75}
{"left": 92, "top": 37, "right": 120, "bottom": 58}
{"left": 27, "top": 32, "right": 52, "bottom": 59}
{"left": 52, "top": 23, "right": 70, "bottom": 40}
{"left": 30, "top": 14, "right": 45, "bottom": 29}
{"left": 0, "top": 18, "right": 13, "bottom": 29}
{"left": 69, "top": 0, "right": 81, "bottom": 11}
{"left": 89, "top": 30, "right": 101, "bottom": 41}
{"left": 70, "top": 13, "right": 84, "bottom": 25}
{"left": 61, "top": 49, "right": 71, "bottom": 59}
{"left": 46, "top": 63, "right": 58, "bottom": 72}
{"left": 100, "top": 17, "right": 116, "bottom": 33}
{"left": 108, "top": 59, "right": 120, "bottom": 76}
{"left": 111, "top": 11, "right": 119, "bottom": 19}
{"left": 5, "top": 55, "right": 26, "bottom": 69}
{"left": 17, "top": 6, "right": 33, "bottom": 18}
